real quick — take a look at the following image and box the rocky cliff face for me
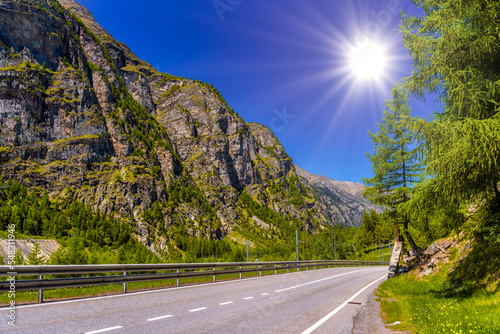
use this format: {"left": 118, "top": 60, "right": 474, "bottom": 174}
{"left": 0, "top": 0, "right": 373, "bottom": 254}
{"left": 294, "top": 165, "right": 382, "bottom": 227}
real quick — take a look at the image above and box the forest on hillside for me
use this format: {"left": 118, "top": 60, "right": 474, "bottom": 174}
{"left": 1, "top": 181, "right": 387, "bottom": 265}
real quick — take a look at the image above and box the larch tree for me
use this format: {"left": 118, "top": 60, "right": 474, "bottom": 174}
{"left": 363, "top": 85, "right": 424, "bottom": 255}
{"left": 400, "top": 0, "right": 500, "bottom": 230}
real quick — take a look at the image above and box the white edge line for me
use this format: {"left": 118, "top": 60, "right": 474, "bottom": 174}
{"left": 0, "top": 267, "right": 387, "bottom": 311}
{"left": 188, "top": 307, "right": 207, "bottom": 312}
{"left": 85, "top": 326, "right": 123, "bottom": 334}
{"left": 260, "top": 293, "right": 269, "bottom": 296}
{"left": 275, "top": 269, "right": 369, "bottom": 293}
{"left": 146, "top": 314, "right": 173, "bottom": 321}
{"left": 243, "top": 296, "right": 254, "bottom": 300}
{"left": 219, "top": 301, "right": 233, "bottom": 305}
{"left": 301, "top": 274, "right": 387, "bottom": 334}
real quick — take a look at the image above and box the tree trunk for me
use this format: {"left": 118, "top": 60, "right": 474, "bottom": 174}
{"left": 403, "top": 216, "right": 420, "bottom": 256}
{"left": 493, "top": 181, "right": 500, "bottom": 213}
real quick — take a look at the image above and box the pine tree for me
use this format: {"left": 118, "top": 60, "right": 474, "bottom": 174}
{"left": 363, "top": 85, "right": 423, "bottom": 255}
{"left": 27, "top": 241, "right": 46, "bottom": 265}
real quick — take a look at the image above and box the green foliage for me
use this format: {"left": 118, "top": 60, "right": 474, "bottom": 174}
{"left": 363, "top": 86, "right": 423, "bottom": 208}
{"left": 13, "top": 249, "right": 24, "bottom": 266}
{"left": 232, "top": 247, "right": 245, "bottom": 262}
{"left": 363, "top": 5, "right": 500, "bottom": 332}
{"left": 357, "top": 210, "right": 394, "bottom": 249}
{"left": 153, "top": 74, "right": 186, "bottom": 88}
{"left": 162, "top": 84, "right": 181, "bottom": 99}
{"left": 87, "top": 61, "right": 102, "bottom": 72}
{"left": 131, "top": 148, "right": 144, "bottom": 157}
{"left": 378, "top": 264, "right": 500, "bottom": 333}
{"left": 27, "top": 241, "right": 46, "bottom": 265}
{"left": 0, "top": 181, "right": 159, "bottom": 264}
{"left": 398, "top": 0, "right": 500, "bottom": 238}
{"left": 363, "top": 85, "right": 424, "bottom": 253}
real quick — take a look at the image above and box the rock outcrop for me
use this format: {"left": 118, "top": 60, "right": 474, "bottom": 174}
{"left": 0, "top": 238, "right": 60, "bottom": 264}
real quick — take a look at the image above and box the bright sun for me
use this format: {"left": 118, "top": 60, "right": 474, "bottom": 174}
{"left": 348, "top": 41, "right": 387, "bottom": 80}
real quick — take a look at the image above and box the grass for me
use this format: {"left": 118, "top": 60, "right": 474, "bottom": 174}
{"left": 361, "top": 245, "right": 392, "bottom": 262}
{"left": 377, "top": 263, "right": 500, "bottom": 333}
{"left": 226, "top": 230, "right": 257, "bottom": 247}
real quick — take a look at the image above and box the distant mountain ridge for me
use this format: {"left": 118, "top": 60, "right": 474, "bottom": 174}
{"left": 295, "top": 165, "right": 382, "bottom": 227}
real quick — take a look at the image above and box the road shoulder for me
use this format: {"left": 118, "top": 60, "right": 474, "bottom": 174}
{"left": 352, "top": 293, "right": 404, "bottom": 334}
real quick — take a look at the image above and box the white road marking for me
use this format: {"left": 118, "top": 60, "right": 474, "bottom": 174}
{"left": 0, "top": 267, "right": 386, "bottom": 311}
{"left": 1, "top": 269, "right": 299, "bottom": 310}
{"left": 301, "top": 275, "right": 387, "bottom": 334}
{"left": 243, "top": 296, "right": 254, "bottom": 300}
{"left": 146, "top": 314, "right": 173, "bottom": 321}
{"left": 85, "top": 326, "right": 123, "bottom": 334}
{"left": 260, "top": 293, "right": 270, "bottom": 296}
{"left": 189, "top": 307, "right": 207, "bottom": 312}
{"left": 275, "top": 269, "right": 368, "bottom": 293}
{"left": 219, "top": 301, "right": 234, "bottom": 305}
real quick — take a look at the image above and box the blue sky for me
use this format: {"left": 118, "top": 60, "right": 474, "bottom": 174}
{"left": 76, "top": 0, "right": 439, "bottom": 183}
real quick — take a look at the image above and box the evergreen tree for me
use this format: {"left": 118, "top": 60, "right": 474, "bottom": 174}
{"left": 66, "top": 237, "right": 88, "bottom": 264}
{"left": 27, "top": 241, "right": 46, "bottom": 265}
{"left": 49, "top": 247, "right": 67, "bottom": 265}
{"left": 117, "top": 246, "right": 127, "bottom": 264}
{"left": 363, "top": 85, "right": 423, "bottom": 254}
{"left": 232, "top": 247, "right": 245, "bottom": 262}
{"left": 13, "top": 248, "right": 24, "bottom": 266}
{"left": 400, "top": 0, "right": 500, "bottom": 230}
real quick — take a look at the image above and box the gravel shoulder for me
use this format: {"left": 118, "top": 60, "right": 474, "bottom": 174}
{"left": 352, "top": 293, "right": 410, "bottom": 334}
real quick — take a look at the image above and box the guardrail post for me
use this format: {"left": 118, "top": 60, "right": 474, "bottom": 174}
{"left": 213, "top": 267, "right": 216, "bottom": 282}
{"left": 38, "top": 275, "right": 43, "bottom": 303}
{"left": 259, "top": 265, "right": 261, "bottom": 277}
{"left": 287, "top": 264, "right": 289, "bottom": 273}
{"left": 239, "top": 266, "right": 242, "bottom": 279}
{"left": 275, "top": 264, "right": 277, "bottom": 275}
{"left": 177, "top": 269, "right": 180, "bottom": 287}
{"left": 123, "top": 271, "right": 127, "bottom": 293}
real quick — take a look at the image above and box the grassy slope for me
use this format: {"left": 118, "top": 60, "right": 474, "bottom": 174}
{"left": 377, "top": 238, "right": 500, "bottom": 334}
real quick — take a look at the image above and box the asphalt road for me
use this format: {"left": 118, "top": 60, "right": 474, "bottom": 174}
{"left": 0, "top": 266, "right": 388, "bottom": 334}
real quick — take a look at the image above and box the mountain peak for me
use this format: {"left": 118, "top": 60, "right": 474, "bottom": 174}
{"left": 294, "top": 164, "right": 382, "bottom": 226}
{"left": 58, "top": 0, "right": 110, "bottom": 37}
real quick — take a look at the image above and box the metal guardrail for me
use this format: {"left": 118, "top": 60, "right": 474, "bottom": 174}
{"left": 0, "top": 260, "right": 389, "bottom": 303}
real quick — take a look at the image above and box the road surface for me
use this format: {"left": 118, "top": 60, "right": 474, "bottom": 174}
{"left": 0, "top": 266, "right": 387, "bottom": 333}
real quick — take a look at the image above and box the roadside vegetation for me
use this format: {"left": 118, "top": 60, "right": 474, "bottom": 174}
{"left": 359, "top": 0, "right": 500, "bottom": 332}
{"left": 378, "top": 261, "right": 500, "bottom": 333}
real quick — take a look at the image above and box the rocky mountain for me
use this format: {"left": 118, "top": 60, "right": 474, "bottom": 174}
{"left": 0, "top": 0, "right": 377, "bottom": 255}
{"left": 295, "top": 165, "right": 382, "bottom": 227}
